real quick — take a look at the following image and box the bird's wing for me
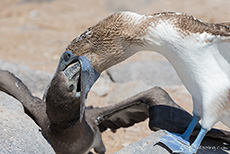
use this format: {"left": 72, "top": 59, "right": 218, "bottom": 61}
{"left": 154, "top": 12, "right": 230, "bottom": 37}
{"left": 0, "top": 70, "right": 47, "bottom": 127}
{"left": 205, "top": 128, "right": 230, "bottom": 143}
{"left": 88, "top": 87, "right": 184, "bottom": 132}
{"left": 87, "top": 86, "right": 230, "bottom": 143}
{"left": 205, "top": 22, "right": 230, "bottom": 36}
{"left": 94, "top": 98, "right": 149, "bottom": 132}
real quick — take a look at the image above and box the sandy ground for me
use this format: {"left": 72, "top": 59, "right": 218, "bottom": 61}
{"left": 0, "top": 0, "right": 230, "bottom": 153}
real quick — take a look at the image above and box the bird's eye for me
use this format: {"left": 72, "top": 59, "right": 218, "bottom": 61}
{"left": 63, "top": 51, "right": 73, "bottom": 62}
{"left": 64, "top": 53, "right": 70, "bottom": 61}
{"left": 69, "top": 84, "right": 74, "bottom": 92}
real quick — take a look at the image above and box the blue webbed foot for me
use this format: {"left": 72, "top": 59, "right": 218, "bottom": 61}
{"left": 160, "top": 130, "right": 192, "bottom": 153}
{"left": 158, "top": 116, "right": 207, "bottom": 154}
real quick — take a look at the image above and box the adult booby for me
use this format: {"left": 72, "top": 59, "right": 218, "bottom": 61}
{"left": 66, "top": 12, "right": 230, "bottom": 153}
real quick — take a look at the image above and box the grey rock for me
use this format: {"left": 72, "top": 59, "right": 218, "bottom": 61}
{"left": 107, "top": 60, "right": 182, "bottom": 87}
{"left": 107, "top": 80, "right": 151, "bottom": 104}
{"left": 0, "top": 60, "right": 52, "bottom": 97}
{"left": 91, "top": 72, "right": 112, "bottom": 97}
{"left": 115, "top": 130, "right": 170, "bottom": 154}
{"left": 0, "top": 91, "right": 55, "bottom": 154}
{"left": 0, "top": 60, "right": 54, "bottom": 153}
{"left": 115, "top": 130, "right": 230, "bottom": 154}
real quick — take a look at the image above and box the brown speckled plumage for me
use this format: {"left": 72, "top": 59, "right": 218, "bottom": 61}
{"left": 66, "top": 12, "right": 230, "bottom": 72}
{"left": 66, "top": 12, "right": 150, "bottom": 72}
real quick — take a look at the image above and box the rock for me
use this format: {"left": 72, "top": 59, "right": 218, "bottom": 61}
{"left": 106, "top": 80, "right": 151, "bottom": 104}
{"left": 107, "top": 60, "right": 182, "bottom": 87}
{"left": 91, "top": 72, "right": 112, "bottom": 97}
{"left": 0, "top": 91, "right": 55, "bottom": 154}
{"left": 115, "top": 130, "right": 170, "bottom": 154}
{"left": 0, "top": 60, "right": 52, "bottom": 97}
{"left": 0, "top": 60, "right": 54, "bottom": 152}
{"left": 115, "top": 130, "right": 230, "bottom": 154}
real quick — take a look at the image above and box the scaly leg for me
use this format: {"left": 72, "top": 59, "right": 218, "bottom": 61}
{"left": 190, "top": 127, "right": 207, "bottom": 153}
{"left": 182, "top": 115, "right": 200, "bottom": 140}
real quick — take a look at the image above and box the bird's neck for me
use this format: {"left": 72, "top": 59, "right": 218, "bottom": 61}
{"left": 93, "top": 27, "right": 178, "bottom": 73}
{"left": 48, "top": 111, "right": 87, "bottom": 137}
{"left": 46, "top": 100, "right": 83, "bottom": 133}
{"left": 72, "top": 11, "right": 194, "bottom": 72}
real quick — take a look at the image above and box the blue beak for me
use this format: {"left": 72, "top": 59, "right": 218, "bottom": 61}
{"left": 77, "top": 56, "right": 100, "bottom": 122}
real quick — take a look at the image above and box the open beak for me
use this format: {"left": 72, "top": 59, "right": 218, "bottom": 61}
{"left": 78, "top": 56, "right": 100, "bottom": 122}
{"left": 45, "top": 51, "right": 100, "bottom": 122}
{"left": 64, "top": 56, "right": 100, "bottom": 122}
{"left": 42, "top": 51, "right": 77, "bottom": 101}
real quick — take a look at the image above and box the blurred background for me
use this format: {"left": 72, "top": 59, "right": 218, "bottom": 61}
{"left": 0, "top": 0, "right": 230, "bottom": 153}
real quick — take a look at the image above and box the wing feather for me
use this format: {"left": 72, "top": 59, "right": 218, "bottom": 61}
{"left": 98, "top": 101, "right": 148, "bottom": 132}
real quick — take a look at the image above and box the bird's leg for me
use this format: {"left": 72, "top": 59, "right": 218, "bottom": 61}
{"left": 190, "top": 127, "right": 207, "bottom": 151}
{"left": 182, "top": 115, "right": 200, "bottom": 141}
{"left": 159, "top": 115, "right": 201, "bottom": 153}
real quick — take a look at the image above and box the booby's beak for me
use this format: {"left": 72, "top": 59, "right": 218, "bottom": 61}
{"left": 61, "top": 52, "right": 100, "bottom": 122}
{"left": 42, "top": 51, "right": 78, "bottom": 101}
{"left": 78, "top": 56, "right": 100, "bottom": 122}
{"left": 56, "top": 50, "right": 78, "bottom": 73}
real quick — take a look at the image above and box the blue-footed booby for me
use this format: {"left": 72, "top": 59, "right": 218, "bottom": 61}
{"left": 65, "top": 11, "right": 230, "bottom": 153}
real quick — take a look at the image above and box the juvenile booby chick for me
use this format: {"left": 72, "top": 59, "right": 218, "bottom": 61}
{"left": 66, "top": 12, "right": 230, "bottom": 153}
{"left": 0, "top": 52, "right": 164, "bottom": 154}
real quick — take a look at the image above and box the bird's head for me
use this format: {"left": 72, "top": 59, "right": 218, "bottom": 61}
{"left": 45, "top": 51, "right": 100, "bottom": 128}
{"left": 65, "top": 12, "right": 146, "bottom": 73}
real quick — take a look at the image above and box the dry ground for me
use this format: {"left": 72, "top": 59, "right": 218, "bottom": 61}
{"left": 0, "top": 0, "right": 230, "bottom": 153}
